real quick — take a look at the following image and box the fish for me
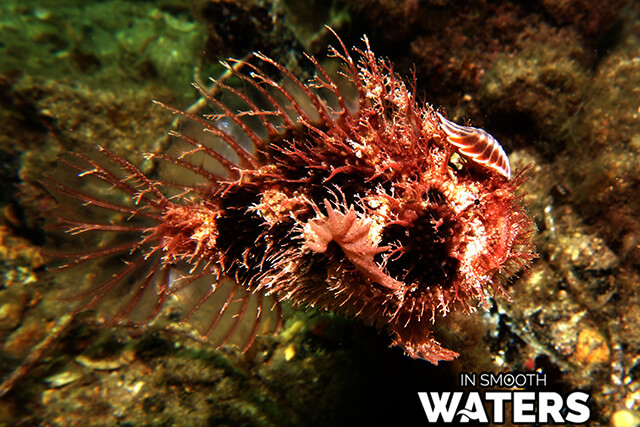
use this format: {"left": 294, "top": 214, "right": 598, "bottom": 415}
{"left": 42, "top": 29, "right": 535, "bottom": 364}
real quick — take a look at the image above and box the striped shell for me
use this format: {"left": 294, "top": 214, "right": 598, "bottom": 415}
{"left": 436, "top": 112, "right": 511, "bottom": 179}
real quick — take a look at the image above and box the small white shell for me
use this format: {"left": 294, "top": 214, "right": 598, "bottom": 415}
{"left": 436, "top": 112, "right": 511, "bottom": 180}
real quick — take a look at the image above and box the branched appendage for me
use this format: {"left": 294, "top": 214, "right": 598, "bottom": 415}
{"left": 302, "top": 199, "right": 403, "bottom": 293}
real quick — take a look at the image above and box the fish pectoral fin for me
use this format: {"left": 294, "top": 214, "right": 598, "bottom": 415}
{"left": 170, "top": 272, "right": 282, "bottom": 352}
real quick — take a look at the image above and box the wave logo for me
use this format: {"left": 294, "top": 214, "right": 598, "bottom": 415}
{"left": 418, "top": 391, "right": 590, "bottom": 424}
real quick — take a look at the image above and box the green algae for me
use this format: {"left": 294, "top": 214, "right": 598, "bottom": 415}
{"left": 0, "top": 0, "right": 206, "bottom": 99}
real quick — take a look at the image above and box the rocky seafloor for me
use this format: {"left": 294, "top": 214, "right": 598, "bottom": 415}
{"left": 1, "top": 0, "right": 639, "bottom": 425}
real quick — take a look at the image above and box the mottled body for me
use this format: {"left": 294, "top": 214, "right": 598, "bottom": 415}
{"left": 43, "top": 32, "right": 535, "bottom": 364}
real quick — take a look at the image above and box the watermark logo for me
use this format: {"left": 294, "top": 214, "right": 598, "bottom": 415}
{"left": 418, "top": 372, "right": 590, "bottom": 424}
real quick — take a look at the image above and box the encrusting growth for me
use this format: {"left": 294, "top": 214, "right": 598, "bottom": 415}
{"left": 42, "top": 29, "right": 535, "bottom": 364}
